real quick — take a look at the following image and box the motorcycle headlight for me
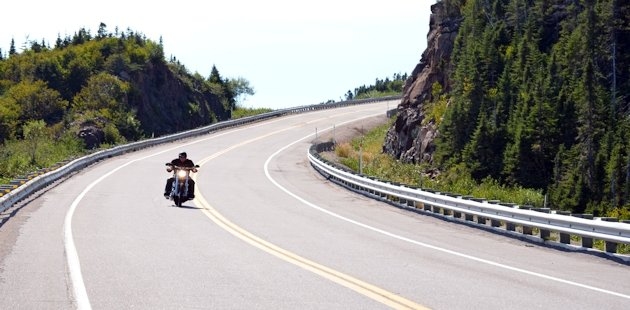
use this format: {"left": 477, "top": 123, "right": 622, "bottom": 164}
{"left": 177, "top": 170, "right": 187, "bottom": 178}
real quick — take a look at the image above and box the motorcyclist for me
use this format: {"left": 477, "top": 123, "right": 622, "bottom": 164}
{"left": 164, "top": 152, "right": 198, "bottom": 199}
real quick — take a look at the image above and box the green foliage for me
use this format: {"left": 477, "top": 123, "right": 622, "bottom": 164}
{"left": 0, "top": 127, "right": 84, "bottom": 184}
{"left": 227, "top": 77, "right": 255, "bottom": 107}
{"left": 4, "top": 80, "right": 68, "bottom": 127}
{"left": 337, "top": 121, "right": 545, "bottom": 207}
{"left": 344, "top": 73, "right": 407, "bottom": 101}
{"left": 0, "top": 24, "right": 236, "bottom": 184}
{"left": 423, "top": 82, "right": 449, "bottom": 127}
{"left": 103, "top": 123, "right": 125, "bottom": 145}
{"left": 207, "top": 65, "right": 236, "bottom": 112}
{"left": 231, "top": 106, "right": 273, "bottom": 119}
{"left": 73, "top": 72, "right": 130, "bottom": 111}
{"left": 428, "top": 0, "right": 630, "bottom": 216}
{"left": 0, "top": 95, "right": 20, "bottom": 141}
{"left": 22, "top": 120, "right": 47, "bottom": 165}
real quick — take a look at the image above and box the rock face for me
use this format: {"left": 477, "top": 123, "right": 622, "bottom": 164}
{"left": 127, "top": 60, "right": 229, "bottom": 137}
{"left": 77, "top": 123, "right": 104, "bottom": 149}
{"left": 382, "top": 2, "right": 461, "bottom": 164}
{"left": 75, "top": 59, "right": 230, "bottom": 148}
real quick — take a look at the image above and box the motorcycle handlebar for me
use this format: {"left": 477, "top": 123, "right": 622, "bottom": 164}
{"left": 165, "top": 163, "right": 200, "bottom": 170}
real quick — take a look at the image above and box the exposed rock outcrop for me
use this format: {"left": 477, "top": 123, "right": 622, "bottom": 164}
{"left": 127, "top": 60, "right": 229, "bottom": 137}
{"left": 77, "top": 123, "right": 104, "bottom": 149}
{"left": 382, "top": 2, "right": 461, "bottom": 164}
{"left": 75, "top": 59, "right": 230, "bottom": 148}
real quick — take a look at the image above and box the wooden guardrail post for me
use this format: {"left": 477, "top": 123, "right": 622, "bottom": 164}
{"left": 424, "top": 203, "right": 432, "bottom": 212}
{"left": 488, "top": 201, "right": 502, "bottom": 227}
{"left": 600, "top": 217, "right": 619, "bottom": 253}
{"left": 470, "top": 198, "right": 487, "bottom": 225}
{"left": 452, "top": 209, "right": 462, "bottom": 219}
{"left": 500, "top": 203, "right": 518, "bottom": 231}
{"left": 459, "top": 196, "right": 473, "bottom": 221}
{"left": 519, "top": 205, "right": 533, "bottom": 235}
{"left": 555, "top": 211, "right": 572, "bottom": 244}
{"left": 443, "top": 193, "right": 458, "bottom": 217}
{"left": 533, "top": 208, "right": 551, "bottom": 240}
{"left": 309, "top": 145, "right": 630, "bottom": 256}
{"left": 572, "top": 214, "right": 594, "bottom": 248}
{"left": 462, "top": 213, "right": 472, "bottom": 221}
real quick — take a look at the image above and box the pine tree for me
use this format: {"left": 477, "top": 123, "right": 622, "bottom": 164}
{"left": 9, "top": 38, "right": 16, "bottom": 56}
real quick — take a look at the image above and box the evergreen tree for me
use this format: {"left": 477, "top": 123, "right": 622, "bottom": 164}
{"left": 9, "top": 38, "right": 16, "bottom": 56}
{"left": 97, "top": 22, "right": 108, "bottom": 39}
{"left": 208, "top": 65, "right": 223, "bottom": 84}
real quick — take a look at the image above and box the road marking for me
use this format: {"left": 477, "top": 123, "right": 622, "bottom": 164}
{"left": 194, "top": 194, "right": 428, "bottom": 309}
{"left": 63, "top": 103, "right": 396, "bottom": 308}
{"left": 62, "top": 108, "right": 314, "bottom": 308}
{"left": 263, "top": 125, "right": 630, "bottom": 301}
{"left": 194, "top": 108, "right": 429, "bottom": 308}
{"left": 62, "top": 117, "right": 291, "bottom": 309}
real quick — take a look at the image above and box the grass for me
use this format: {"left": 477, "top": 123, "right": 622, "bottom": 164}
{"left": 231, "top": 106, "right": 273, "bottom": 119}
{"left": 0, "top": 132, "right": 85, "bottom": 184}
{"left": 1, "top": 104, "right": 274, "bottom": 185}
{"left": 331, "top": 120, "right": 630, "bottom": 255}
{"left": 335, "top": 120, "right": 545, "bottom": 207}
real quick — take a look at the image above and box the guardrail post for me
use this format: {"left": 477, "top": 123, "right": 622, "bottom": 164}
{"left": 416, "top": 202, "right": 424, "bottom": 210}
{"left": 309, "top": 141, "right": 630, "bottom": 255}
{"left": 424, "top": 203, "right": 432, "bottom": 212}
{"left": 519, "top": 205, "right": 533, "bottom": 235}
{"left": 534, "top": 208, "right": 551, "bottom": 240}
{"left": 487, "top": 201, "right": 502, "bottom": 227}
{"left": 469, "top": 198, "right": 487, "bottom": 225}
{"left": 601, "top": 217, "right": 619, "bottom": 253}
{"left": 504, "top": 204, "right": 518, "bottom": 232}
{"left": 572, "top": 214, "right": 594, "bottom": 248}
{"left": 555, "top": 211, "right": 572, "bottom": 244}
{"left": 465, "top": 213, "right": 474, "bottom": 222}
{"left": 442, "top": 194, "right": 458, "bottom": 217}
{"left": 452, "top": 208, "right": 462, "bottom": 219}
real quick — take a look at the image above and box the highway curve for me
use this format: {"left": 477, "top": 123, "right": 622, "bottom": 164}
{"left": 1, "top": 100, "right": 629, "bottom": 309}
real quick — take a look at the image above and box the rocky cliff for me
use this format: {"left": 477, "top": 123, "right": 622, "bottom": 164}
{"left": 382, "top": 2, "right": 461, "bottom": 164}
{"left": 127, "top": 61, "right": 229, "bottom": 138}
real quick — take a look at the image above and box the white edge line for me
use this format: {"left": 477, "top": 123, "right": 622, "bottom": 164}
{"left": 61, "top": 108, "right": 372, "bottom": 308}
{"left": 262, "top": 115, "right": 630, "bottom": 301}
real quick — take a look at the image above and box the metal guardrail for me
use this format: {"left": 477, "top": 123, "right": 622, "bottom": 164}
{"left": 0, "top": 96, "right": 401, "bottom": 213}
{"left": 308, "top": 143, "right": 630, "bottom": 258}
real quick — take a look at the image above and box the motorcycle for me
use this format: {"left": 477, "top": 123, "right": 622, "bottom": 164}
{"left": 166, "top": 163, "right": 199, "bottom": 207}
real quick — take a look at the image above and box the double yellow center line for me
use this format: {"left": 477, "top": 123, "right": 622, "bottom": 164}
{"left": 194, "top": 192, "right": 428, "bottom": 310}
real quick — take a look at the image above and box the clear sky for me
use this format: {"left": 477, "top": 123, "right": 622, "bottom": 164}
{"left": 0, "top": 0, "right": 434, "bottom": 110}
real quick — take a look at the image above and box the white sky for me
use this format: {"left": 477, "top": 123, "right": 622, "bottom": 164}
{"left": 1, "top": 0, "right": 434, "bottom": 109}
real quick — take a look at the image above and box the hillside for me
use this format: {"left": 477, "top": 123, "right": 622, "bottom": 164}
{"left": 0, "top": 25, "right": 232, "bottom": 180}
{"left": 386, "top": 0, "right": 630, "bottom": 216}
{"left": 1, "top": 27, "right": 233, "bottom": 143}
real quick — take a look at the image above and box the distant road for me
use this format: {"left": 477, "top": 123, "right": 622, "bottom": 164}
{"left": 1, "top": 100, "right": 629, "bottom": 309}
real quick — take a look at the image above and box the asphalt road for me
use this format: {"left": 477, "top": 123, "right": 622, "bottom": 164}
{"left": 1, "top": 100, "right": 629, "bottom": 309}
